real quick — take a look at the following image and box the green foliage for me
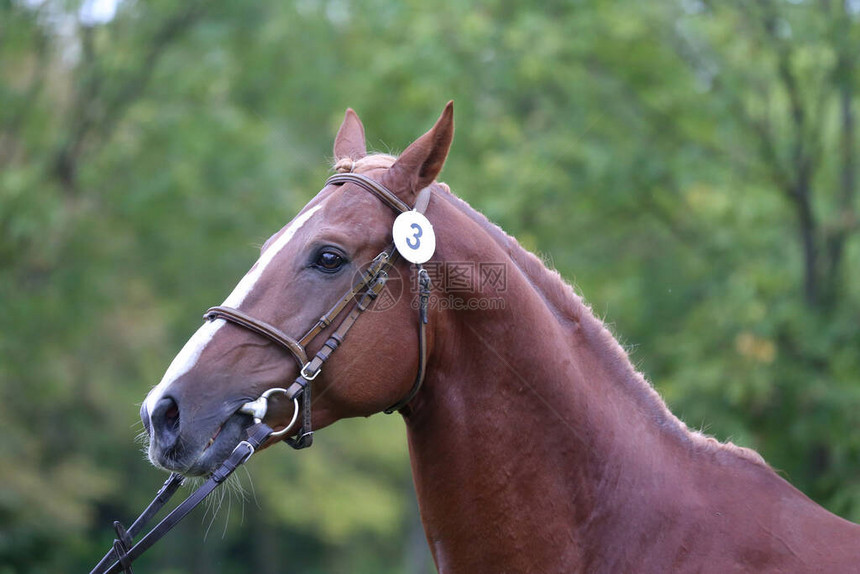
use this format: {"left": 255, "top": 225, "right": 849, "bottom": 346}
{"left": 1, "top": 0, "right": 858, "bottom": 572}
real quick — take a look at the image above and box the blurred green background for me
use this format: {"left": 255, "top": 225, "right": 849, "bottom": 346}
{"left": 2, "top": 0, "right": 859, "bottom": 572}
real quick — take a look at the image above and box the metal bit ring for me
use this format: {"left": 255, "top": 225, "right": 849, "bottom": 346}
{"left": 239, "top": 388, "right": 300, "bottom": 438}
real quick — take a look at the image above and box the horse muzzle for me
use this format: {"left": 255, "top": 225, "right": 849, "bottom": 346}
{"left": 142, "top": 394, "right": 250, "bottom": 476}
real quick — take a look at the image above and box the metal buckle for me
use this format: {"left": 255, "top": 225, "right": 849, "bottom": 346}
{"left": 300, "top": 362, "right": 321, "bottom": 381}
{"left": 361, "top": 251, "right": 389, "bottom": 280}
{"left": 239, "top": 389, "right": 300, "bottom": 438}
{"left": 234, "top": 440, "right": 256, "bottom": 465}
{"left": 356, "top": 271, "right": 388, "bottom": 311}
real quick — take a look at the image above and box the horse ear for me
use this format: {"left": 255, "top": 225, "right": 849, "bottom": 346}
{"left": 333, "top": 108, "right": 367, "bottom": 161}
{"left": 383, "top": 101, "right": 454, "bottom": 202}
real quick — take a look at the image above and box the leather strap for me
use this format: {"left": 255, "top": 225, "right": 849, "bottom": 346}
{"left": 326, "top": 173, "right": 411, "bottom": 213}
{"left": 384, "top": 266, "right": 431, "bottom": 413}
{"left": 89, "top": 473, "right": 184, "bottom": 574}
{"left": 203, "top": 306, "right": 308, "bottom": 366}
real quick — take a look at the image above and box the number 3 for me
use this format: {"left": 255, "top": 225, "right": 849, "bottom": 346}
{"left": 406, "top": 223, "right": 423, "bottom": 250}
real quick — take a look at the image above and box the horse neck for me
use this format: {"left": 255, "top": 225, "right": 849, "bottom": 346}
{"left": 402, "top": 196, "right": 693, "bottom": 570}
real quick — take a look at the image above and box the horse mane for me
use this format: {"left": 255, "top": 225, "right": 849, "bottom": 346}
{"left": 334, "top": 153, "right": 766, "bottom": 467}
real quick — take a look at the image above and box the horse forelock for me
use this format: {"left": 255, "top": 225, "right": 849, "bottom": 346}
{"left": 332, "top": 153, "right": 397, "bottom": 175}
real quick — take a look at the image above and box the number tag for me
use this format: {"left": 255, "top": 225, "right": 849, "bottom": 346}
{"left": 393, "top": 211, "right": 435, "bottom": 264}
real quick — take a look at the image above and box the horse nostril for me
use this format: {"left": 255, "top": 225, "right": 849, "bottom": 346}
{"left": 164, "top": 402, "right": 179, "bottom": 430}
{"left": 151, "top": 396, "right": 182, "bottom": 452}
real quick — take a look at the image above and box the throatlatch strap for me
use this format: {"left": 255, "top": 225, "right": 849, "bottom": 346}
{"left": 382, "top": 185, "right": 433, "bottom": 413}
{"left": 384, "top": 265, "right": 431, "bottom": 414}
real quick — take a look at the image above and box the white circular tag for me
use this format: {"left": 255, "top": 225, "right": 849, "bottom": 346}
{"left": 392, "top": 211, "right": 436, "bottom": 264}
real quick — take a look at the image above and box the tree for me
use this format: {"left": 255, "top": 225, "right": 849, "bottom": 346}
{"left": 1, "top": 0, "right": 857, "bottom": 572}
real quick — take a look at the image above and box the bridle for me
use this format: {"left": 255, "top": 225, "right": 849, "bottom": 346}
{"left": 205, "top": 172, "right": 433, "bottom": 448}
{"left": 90, "top": 172, "right": 434, "bottom": 574}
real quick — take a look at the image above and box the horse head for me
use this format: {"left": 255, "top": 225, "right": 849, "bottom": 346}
{"left": 141, "top": 103, "right": 454, "bottom": 476}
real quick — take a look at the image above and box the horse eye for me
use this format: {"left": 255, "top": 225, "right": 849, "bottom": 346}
{"left": 315, "top": 250, "right": 345, "bottom": 272}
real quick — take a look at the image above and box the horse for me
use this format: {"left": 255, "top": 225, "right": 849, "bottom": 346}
{"left": 139, "top": 103, "right": 860, "bottom": 573}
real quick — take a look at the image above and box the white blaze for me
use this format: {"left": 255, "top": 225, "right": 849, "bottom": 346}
{"left": 143, "top": 205, "right": 322, "bottom": 415}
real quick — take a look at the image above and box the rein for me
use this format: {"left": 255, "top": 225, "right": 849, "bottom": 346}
{"left": 90, "top": 421, "right": 274, "bottom": 574}
{"left": 90, "top": 172, "right": 433, "bottom": 573}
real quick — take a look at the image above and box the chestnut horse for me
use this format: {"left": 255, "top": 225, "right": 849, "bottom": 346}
{"left": 141, "top": 103, "right": 860, "bottom": 573}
